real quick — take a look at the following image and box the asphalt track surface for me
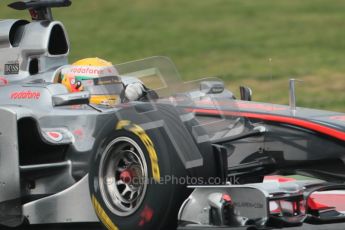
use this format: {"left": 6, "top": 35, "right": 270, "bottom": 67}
{"left": 15, "top": 223, "right": 345, "bottom": 230}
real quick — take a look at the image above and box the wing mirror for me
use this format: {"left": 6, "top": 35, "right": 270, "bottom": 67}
{"left": 52, "top": 91, "right": 90, "bottom": 106}
{"left": 240, "top": 86, "right": 252, "bottom": 101}
{"left": 200, "top": 81, "right": 224, "bottom": 94}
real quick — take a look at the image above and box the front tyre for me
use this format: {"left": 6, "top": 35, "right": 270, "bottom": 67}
{"left": 98, "top": 136, "right": 149, "bottom": 217}
{"left": 89, "top": 121, "right": 189, "bottom": 230}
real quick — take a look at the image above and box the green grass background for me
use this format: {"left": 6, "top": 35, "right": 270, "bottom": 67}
{"left": 1, "top": 0, "right": 345, "bottom": 111}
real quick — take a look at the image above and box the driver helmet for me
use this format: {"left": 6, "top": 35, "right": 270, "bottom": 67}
{"left": 61, "top": 57, "right": 124, "bottom": 106}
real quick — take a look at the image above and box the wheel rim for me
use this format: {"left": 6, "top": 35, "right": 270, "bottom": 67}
{"left": 99, "top": 137, "right": 148, "bottom": 216}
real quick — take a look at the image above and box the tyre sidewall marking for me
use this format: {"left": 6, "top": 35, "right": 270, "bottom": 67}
{"left": 92, "top": 195, "right": 119, "bottom": 230}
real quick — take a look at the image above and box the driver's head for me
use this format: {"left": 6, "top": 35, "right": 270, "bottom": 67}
{"left": 61, "top": 57, "right": 124, "bottom": 106}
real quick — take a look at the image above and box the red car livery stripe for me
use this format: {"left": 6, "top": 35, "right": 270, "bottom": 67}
{"left": 187, "top": 108, "right": 345, "bottom": 141}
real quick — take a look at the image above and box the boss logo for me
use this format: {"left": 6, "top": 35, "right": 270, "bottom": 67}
{"left": 4, "top": 63, "right": 19, "bottom": 75}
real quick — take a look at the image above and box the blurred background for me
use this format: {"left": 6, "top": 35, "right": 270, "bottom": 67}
{"left": 1, "top": 0, "right": 345, "bottom": 111}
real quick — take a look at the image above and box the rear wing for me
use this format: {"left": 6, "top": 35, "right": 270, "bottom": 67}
{"left": 8, "top": 0, "right": 72, "bottom": 21}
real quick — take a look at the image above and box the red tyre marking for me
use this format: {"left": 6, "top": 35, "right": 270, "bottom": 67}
{"left": 139, "top": 205, "right": 154, "bottom": 227}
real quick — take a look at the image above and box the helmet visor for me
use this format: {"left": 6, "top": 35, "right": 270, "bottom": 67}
{"left": 81, "top": 76, "right": 124, "bottom": 106}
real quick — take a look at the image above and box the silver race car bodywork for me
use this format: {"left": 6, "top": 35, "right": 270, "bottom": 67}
{"left": 2, "top": 1, "right": 345, "bottom": 230}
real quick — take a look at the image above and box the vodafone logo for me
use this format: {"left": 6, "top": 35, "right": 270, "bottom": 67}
{"left": 62, "top": 65, "right": 119, "bottom": 77}
{"left": 70, "top": 67, "right": 104, "bottom": 75}
{"left": 10, "top": 91, "right": 41, "bottom": 100}
{"left": 46, "top": 131, "right": 63, "bottom": 142}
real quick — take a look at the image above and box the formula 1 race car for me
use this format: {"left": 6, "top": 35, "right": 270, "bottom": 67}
{"left": 1, "top": 1, "right": 345, "bottom": 230}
